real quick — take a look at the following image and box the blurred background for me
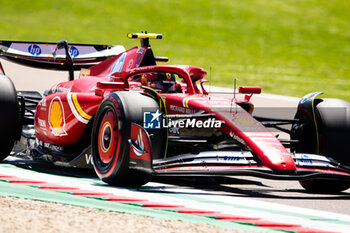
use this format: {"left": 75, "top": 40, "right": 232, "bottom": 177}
{"left": 0, "top": 0, "right": 349, "bottom": 100}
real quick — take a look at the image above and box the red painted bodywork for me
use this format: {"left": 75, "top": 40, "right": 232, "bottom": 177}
{"left": 35, "top": 42, "right": 296, "bottom": 171}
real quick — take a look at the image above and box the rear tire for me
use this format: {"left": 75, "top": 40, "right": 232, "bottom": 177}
{"left": 0, "top": 75, "right": 20, "bottom": 161}
{"left": 91, "top": 91, "right": 159, "bottom": 186}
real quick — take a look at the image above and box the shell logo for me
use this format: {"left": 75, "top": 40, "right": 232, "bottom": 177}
{"left": 48, "top": 96, "right": 67, "bottom": 136}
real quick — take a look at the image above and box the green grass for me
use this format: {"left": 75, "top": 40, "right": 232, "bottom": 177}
{"left": 0, "top": 0, "right": 349, "bottom": 100}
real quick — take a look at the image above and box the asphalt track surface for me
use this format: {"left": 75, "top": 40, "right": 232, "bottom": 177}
{"left": 1, "top": 59, "right": 350, "bottom": 230}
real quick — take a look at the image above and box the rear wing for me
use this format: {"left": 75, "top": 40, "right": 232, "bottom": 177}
{"left": 0, "top": 40, "right": 125, "bottom": 71}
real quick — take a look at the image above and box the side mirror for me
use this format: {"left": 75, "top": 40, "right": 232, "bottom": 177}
{"left": 239, "top": 86, "right": 261, "bottom": 101}
{"left": 239, "top": 86, "right": 261, "bottom": 94}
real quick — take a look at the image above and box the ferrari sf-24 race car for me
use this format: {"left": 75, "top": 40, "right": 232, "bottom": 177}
{"left": 0, "top": 33, "right": 350, "bottom": 192}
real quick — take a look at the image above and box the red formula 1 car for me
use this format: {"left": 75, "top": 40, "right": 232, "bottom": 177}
{"left": 1, "top": 33, "right": 350, "bottom": 192}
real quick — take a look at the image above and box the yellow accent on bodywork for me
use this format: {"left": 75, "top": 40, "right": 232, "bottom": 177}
{"left": 185, "top": 98, "right": 190, "bottom": 108}
{"left": 72, "top": 93, "right": 92, "bottom": 120}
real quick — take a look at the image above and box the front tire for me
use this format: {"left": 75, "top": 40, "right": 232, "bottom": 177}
{"left": 293, "top": 96, "right": 350, "bottom": 193}
{"left": 0, "top": 75, "right": 20, "bottom": 161}
{"left": 91, "top": 91, "right": 159, "bottom": 186}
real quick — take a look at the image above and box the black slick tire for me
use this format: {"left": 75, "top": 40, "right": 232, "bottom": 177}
{"left": 0, "top": 75, "right": 20, "bottom": 161}
{"left": 91, "top": 91, "right": 159, "bottom": 187}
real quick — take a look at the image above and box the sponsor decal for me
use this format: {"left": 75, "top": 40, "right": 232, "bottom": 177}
{"left": 39, "top": 140, "right": 64, "bottom": 152}
{"left": 85, "top": 153, "right": 94, "bottom": 165}
{"left": 127, "top": 59, "right": 134, "bottom": 70}
{"left": 79, "top": 68, "right": 91, "bottom": 78}
{"left": 170, "top": 105, "right": 183, "bottom": 113}
{"left": 137, "top": 47, "right": 146, "bottom": 54}
{"left": 28, "top": 44, "right": 41, "bottom": 56}
{"left": 69, "top": 46, "right": 79, "bottom": 58}
{"left": 37, "top": 118, "right": 46, "bottom": 128}
{"left": 299, "top": 154, "right": 313, "bottom": 164}
{"left": 143, "top": 110, "right": 162, "bottom": 129}
{"left": 166, "top": 73, "right": 172, "bottom": 80}
{"left": 170, "top": 105, "right": 196, "bottom": 114}
{"left": 223, "top": 156, "right": 246, "bottom": 161}
{"left": 50, "top": 144, "right": 64, "bottom": 152}
{"left": 169, "top": 127, "right": 180, "bottom": 134}
{"left": 48, "top": 96, "right": 67, "bottom": 136}
{"left": 109, "top": 52, "right": 126, "bottom": 75}
{"left": 229, "top": 131, "right": 246, "bottom": 145}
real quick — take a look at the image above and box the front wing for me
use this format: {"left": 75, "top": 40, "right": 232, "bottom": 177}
{"left": 152, "top": 151, "right": 350, "bottom": 181}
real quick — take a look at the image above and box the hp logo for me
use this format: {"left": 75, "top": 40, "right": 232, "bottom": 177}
{"left": 69, "top": 46, "right": 79, "bottom": 58}
{"left": 28, "top": 44, "right": 41, "bottom": 56}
